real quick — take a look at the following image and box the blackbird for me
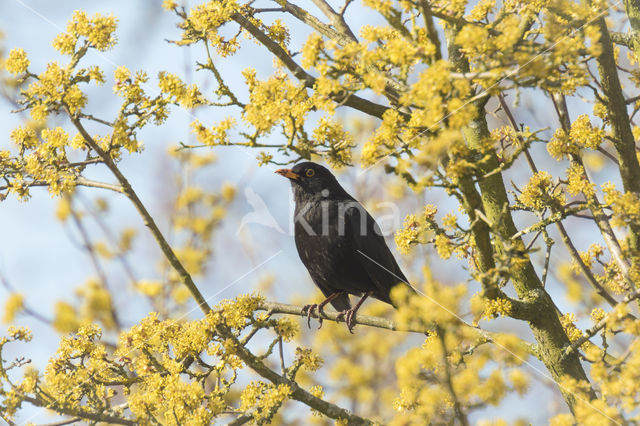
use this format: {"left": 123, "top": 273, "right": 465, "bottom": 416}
{"left": 275, "top": 161, "right": 413, "bottom": 332}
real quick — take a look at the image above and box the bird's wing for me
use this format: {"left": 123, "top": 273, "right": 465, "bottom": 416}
{"left": 345, "top": 204, "right": 410, "bottom": 304}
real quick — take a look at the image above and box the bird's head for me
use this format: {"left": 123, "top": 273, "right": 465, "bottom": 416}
{"left": 275, "top": 161, "right": 344, "bottom": 199}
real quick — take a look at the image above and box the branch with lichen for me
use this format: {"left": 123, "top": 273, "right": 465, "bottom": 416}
{"left": 623, "top": 0, "right": 640, "bottom": 61}
{"left": 445, "top": 22, "right": 596, "bottom": 410}
{"left": 256, "top": 300, "right": 541, "bottom": 359}
{"left": 311, "top": 0, "right": 357, "bottom": 40}
{"left": 591, "top": 16, "right": 640, "bottom": 255}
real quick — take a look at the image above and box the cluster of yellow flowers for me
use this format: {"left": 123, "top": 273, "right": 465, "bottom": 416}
{"left": 311, "top": 118, "right": 353, "bottom": 167}
{"left": 239, "top": 382, "right": 292, "bottom": 423}
{"left": 2, "top": 293, "right": 23, "bottom": 324}
{"left": 394, "top": 204, "right": 437, "bottom": 254}
{"left": 602, "top": 181, "right": 640, "bottom": 228}
{"left": 4, "top": 48, "right": 29, "bottom": 75}
{"left": 242, "top": 69, "right": 310, "bottom": 134}
{"left": 483, "top": 298, "right": 513, "bottom": 319}
{"left": 548, "top": 115, "right": 605, "bottom": 160}
{"left": 192, "top": 117, "right": 237, "bottom": 146}
{"left": 5, "top": 124, "right": 77, "bottom": 198}
{"left": 53, "top": 10, "right": 117, "bottom": 55}
{"left": 388, "top": 276, "right": 532, "bottom": 423}
{"left": 176, "top": 0, "right": 241, "bottom": 56}
{"left": 158, "top": 71, "right": 207, "bottom": 109}
{"left": 1, "top": 10, "right": 195, "bottom": 200}
{"left": 518, "top": 170, "right": 565, "bottom": 211}
{"left": 0, "top": 295, "right": 310, "bottom": 424}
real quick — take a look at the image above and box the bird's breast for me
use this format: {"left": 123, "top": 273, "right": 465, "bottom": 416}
{"left": 293, "top": 198, "right": 355, "bottom": 237}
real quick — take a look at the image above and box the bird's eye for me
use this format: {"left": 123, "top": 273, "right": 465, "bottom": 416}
{"left": 305, "top": 169, "right": 315, "bottom": 177}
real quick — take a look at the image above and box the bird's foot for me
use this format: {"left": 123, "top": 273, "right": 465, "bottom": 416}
{"left": 336, "top": 308, "right": 357, "bottom": 333}
{"left": 301, "top": 304, "right": 324, "bottom": 329}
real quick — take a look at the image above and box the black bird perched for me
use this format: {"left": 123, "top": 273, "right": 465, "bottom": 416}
{"left": 275, "top": 161, "right": 413, "bottom": 332}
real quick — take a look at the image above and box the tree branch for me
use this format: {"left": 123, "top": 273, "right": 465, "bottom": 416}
{"left": 610, "top": 31, "right": 632, "bottom": 46}
{"left": 231, "top": 11, "right": 399, "bottom": 120}
{"left": 22, "top": 396, "right": 134, "bottom": 425}
{"left": 277, "top": 0, "right": 354, "bottom": 46}
{"left": 69, "top": 200, "right": 122, "bottom": 329}
{"left": 67, "top": 111, "right": 211, "bottom": 314}
{"left": 310, "top": 0, "right": 357, "bottom": 40}
{"left": 256, "top": 300, "right": 541, "bottom": 359}
{"left": 623, "top": 0, "right": 640, "bottom": 61}
{"left": 445, "top": 24, "right": 597, "bottom": 409}
{"left": 438, "top": 328, "right": 469, "bottom": 426}
{"left": 592, "top": 15, "right": 640, "bottom": 255}
{"left": 550, "top": 93, "right": 635, "bottom": 290}
{"left": 0, "top": 177, "right": 124, "bottom": 194}
{"left": 274, "top": 0, "right": 406, "bottom": 99}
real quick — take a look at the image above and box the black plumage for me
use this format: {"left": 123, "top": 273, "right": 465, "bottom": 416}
{"left": 275, "top": 162, "right": 413, "bottom": 332}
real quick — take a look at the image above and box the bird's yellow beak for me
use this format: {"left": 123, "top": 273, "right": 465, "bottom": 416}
{"left": 275, "top": 168, "right": 300, "bottom": 180}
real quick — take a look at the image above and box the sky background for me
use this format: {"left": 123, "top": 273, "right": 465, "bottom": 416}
{"left": 0, "top": 1, "right": 631, "bottom": 424}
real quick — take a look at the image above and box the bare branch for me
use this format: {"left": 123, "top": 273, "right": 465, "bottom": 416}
{"left": 22, "top": 395, "right": 135, "bottom": 425}
{"left": 310, "top": 0, "right": 357, "bottom": 40}
{"left": 68, "top": 199, "right": 122, "bottom": 329}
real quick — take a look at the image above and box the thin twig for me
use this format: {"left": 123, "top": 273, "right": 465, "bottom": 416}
{"left": 69, "top": 199, "right": 122, "bottom": 329}
{"left": 437, "top": 328, "right": 469, "bottom": 426}
{"left": 563, "top": 286, "right": 640, "bottom": 359}
{"left": 278, "top": 336, "right": 285, "bottom": 375}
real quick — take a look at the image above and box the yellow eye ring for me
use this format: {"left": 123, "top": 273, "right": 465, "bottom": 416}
{"left": 305, "top": 169, "right": 315, "bottom": 177}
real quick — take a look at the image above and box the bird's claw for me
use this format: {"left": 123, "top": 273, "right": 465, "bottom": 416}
{"left": 336, "top": 309, "right": 357, "bottom": 333}
{"left": 301, "top": 304, "right": 324, "bottom": 329}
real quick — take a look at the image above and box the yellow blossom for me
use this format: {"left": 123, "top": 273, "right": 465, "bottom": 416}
{"left": 518, "top": 171, "right": 564, "bottom": 211}
{"left": 560, "top": 313, "right": 583, "bottom": 342}
{"left": 5, "top": 48, "right": 29, "bottom": 74}
{"left": 435, "top": 234, "right": 453, "bottom": 259}
{"left": 135, "top": 280, "right": 163, "bottom": 297}
{"left": 484, "top": 298, "right": 512, "bottom": 319}
{"left": 590, "top": 308, "right": 605, "bottom": 323}
{"left": 3, "top": 293, "right": 24, "bottom": 323}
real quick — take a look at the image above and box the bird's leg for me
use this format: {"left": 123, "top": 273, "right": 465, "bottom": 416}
{"left": 301, "top": 292, "right": 344, "bottom": 329}
{"left": 337, "top": 292, "right": 372, "bottom": 333}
